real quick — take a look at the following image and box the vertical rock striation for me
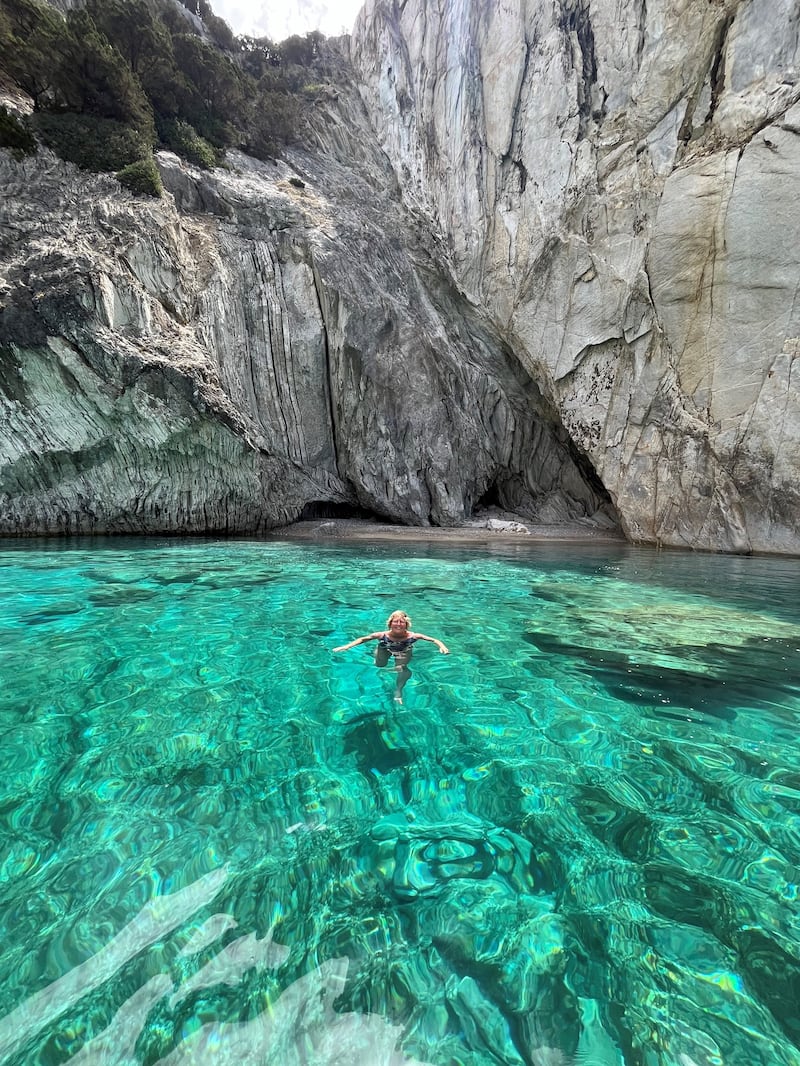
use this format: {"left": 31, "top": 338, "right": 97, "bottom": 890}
{"left": 0, "top": 62, "right": 610, "bottom": 535}
{"left": 351, "top": 0, "right": 800, "bottom": 552}
{"left": 0, "top": 150, "right": 349, "bottom": 535}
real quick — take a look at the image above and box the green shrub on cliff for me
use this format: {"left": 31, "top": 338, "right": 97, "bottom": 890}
{"left": 31, "top": 111, "right": 150, "bottom": 171}
{"left": 57, "top": 8, "right": 155, "bottom": 144}
{"left": 117, "top": 156, "right": 163, "bottom": 197}
{"left": 0, "top": 0, "right": 338, "bottom": 169}
{"left": 243, "top": 89, "right": 301, "bottom": 157}
{"left": 0, "top": 0, "right": 68, "bottom": 111}
{"left": 0, "top": 0, "right": 155, "bottom": 136}
{"left": 158, "top": 117, "right": 220, "bottom": 168}
{"left": 0, "top": 105, "right": 37, "bottom": 159}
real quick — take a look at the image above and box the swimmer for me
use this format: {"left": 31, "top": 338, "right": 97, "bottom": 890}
{"left": 333, "top": 610, "right": 449, "bottom": 702}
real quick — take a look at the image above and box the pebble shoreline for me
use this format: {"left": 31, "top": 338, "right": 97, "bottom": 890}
{"left": 266, "top": 518, "right": 627, "bottom": 545}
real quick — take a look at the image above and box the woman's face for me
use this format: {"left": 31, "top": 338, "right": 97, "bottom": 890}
{"left": 389, "top": 614, "right": 408, "bottom": 631}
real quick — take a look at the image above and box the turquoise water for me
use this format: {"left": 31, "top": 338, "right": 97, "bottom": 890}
{"left": 1, "top": 537, "right": 800, "bottom": 1066}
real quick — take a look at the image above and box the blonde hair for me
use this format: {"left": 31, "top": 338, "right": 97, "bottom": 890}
{"left": 386, "top": 610, "right": 411, "bottom": 627}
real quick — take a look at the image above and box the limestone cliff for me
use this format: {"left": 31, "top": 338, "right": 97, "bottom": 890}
{"left": 0, "top": 62, "right": 610, "bottom": 536}
{"left": 1, "top": 0, "right": 799, "bottom": 551}
{"left": 351, "top": 0, "right": 800, "bottom": 553}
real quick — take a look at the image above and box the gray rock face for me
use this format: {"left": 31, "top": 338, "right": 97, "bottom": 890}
{"left": 0, "top": 74, "right": 608, "bottom": 535}
{"left": 351, "top": 0, "right": 800, "bottom": 553}
{"left": 2, "top": 0, "right": 799, "bottom": 551}
{"left": 0, "top": 151, "right": 343, "bottom": 535}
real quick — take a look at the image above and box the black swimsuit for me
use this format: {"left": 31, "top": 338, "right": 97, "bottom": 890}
{"left": 378, "top": 634, "right": 418, "bottom": 655}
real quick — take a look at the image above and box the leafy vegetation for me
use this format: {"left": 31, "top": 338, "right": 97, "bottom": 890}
{"left": 117, "top": 155, "right": 163, "bottom": 196}
{"left": 32, "top": 111, "right": 150, "bottom": 170}
{"left": 0, "top": 103, "right": 36, "bottom": 158}
{"left": 158, "top": 116, "right": 220, "bottom": 168}
{"left": 0, "top": 0, "right": 338, "bottom": 191}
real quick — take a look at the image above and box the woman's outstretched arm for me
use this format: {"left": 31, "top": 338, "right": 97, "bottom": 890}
{"left": 412, "top": 633, "right": 449, "bottom": 654}
{"left": 333, "top": 632, "right": 382, "bottom": 652}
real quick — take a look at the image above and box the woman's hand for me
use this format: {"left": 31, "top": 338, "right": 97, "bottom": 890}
{"left": 439, "top": 644, "right": 449, "bottom": 654}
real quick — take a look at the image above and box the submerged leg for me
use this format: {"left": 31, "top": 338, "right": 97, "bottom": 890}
{"left": 392, "top": 652, "right": 412, "bottom": 702}
{"left": 374, "top": 646, "right": 390, "bottom": 669}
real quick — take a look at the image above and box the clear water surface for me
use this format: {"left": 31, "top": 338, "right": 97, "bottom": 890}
{"left": 1, "top": 537, "right": 800, "bottom": 1066}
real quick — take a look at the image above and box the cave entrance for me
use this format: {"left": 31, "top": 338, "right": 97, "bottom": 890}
{"left": 298, "top": 501, "right": 384, "bottom": 521}
{"left": 474, "top": 440, "right": 620, "bottom": 529}
{"left": 475, "top": 483, "right": 501, "bottom": 510}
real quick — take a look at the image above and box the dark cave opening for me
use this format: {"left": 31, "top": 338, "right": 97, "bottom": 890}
{"left": 564, "top": 434, "right": 618, "bottom": 514}
{"left": 476, "top": 483, "right": 502, "bottom": 510}
{"left": 473, "top": 441, "right": 620, "bottom": 528}
{"left": 297, "top": 500, "right": 383, "bottom": 521}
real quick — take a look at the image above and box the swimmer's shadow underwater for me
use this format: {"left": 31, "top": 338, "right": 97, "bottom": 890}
{"left": 523, "top": 630, "right": 799, "bottom": 721}
{"left": 340, "top": 711, "right": 415, "bottom": 802}
{"left": 341, "top": 711, "right": 412, "bottom": 770}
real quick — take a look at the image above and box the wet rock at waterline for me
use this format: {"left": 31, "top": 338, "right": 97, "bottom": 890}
{"left": 2, "top": 0, "right": 800, "bottom": 551}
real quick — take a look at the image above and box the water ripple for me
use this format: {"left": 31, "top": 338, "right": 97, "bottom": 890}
{"left": 1, "top": 540, "right": 800, "bottom": 1065}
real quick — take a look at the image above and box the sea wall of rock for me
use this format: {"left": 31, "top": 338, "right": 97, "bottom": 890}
{"left": 0, "top": 69, "right": 609, "bottom": 535}
{"left": 351, "top": 0, "right": 800, "bottom": 553}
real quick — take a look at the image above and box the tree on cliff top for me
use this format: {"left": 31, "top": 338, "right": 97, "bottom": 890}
{"left": 0, "top": 0, "right": 338, "bottom": 172}
{"left": 0, "top": 0, "right": 67, "bottom": 109}
{"left": 57, "top": 8, "right": 155, "bottom": 140}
